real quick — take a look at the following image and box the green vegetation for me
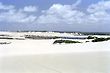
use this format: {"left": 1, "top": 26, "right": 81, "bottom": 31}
{"left": 0, "top": 42, "right": 11, "bottom": 45}
{"left": 85, "top": 41, "right": 89, "bottom": 42}
{"left": 0, "top": 37, "right": 14, "bottom": 39}
{"left": 81, "top": 32, "right": 110, "bottom": 35}
{"left": 86, "top": 35, "right": 110, "bottom": 42}
{"left": 25, "top": 35, "right": 60, "bottom": 39}
{"left": 53, "top": 40, "right": 81, "bottom": 44}
{"left": 92, "top": 37, "right": 110, "bottom": 42}
{"left": 87, "top": 36, "right": 97, "bottom": 39}
{"left": 106, "top": 37, "right": 110, "bottom": 40}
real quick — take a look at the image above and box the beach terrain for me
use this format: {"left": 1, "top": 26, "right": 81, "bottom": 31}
{"left": 0, "top": 32, "right": 110, "bottom": 73}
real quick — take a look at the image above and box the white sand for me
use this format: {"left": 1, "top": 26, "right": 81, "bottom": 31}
{"left": 0, "top": 39, "right": 110, "bottom": 56}
{"left": 0, "top": 32, "right": 110, "bottom": 73}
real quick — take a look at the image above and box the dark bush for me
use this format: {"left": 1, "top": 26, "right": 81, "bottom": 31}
{"left": 92, "top": 38, "right": 108, "bottom": 42}
{"left": 25, "top": 35, "right": 60, "bottom": 39}
{"left": 86, "top": 41, "right": 89, "bottom": 42}
{"left": 106, "top": 37, "right": 110, "bottom": 40}
{"left": 87, "top": 36, "right": 97, "bottom": 39}
{"left": 0, "top": 42, "right": 11, "bottom": 45}
{"left": 53, "top": 40, "right": 81, "bottom": 44}
{"left": 0, "top": 37, "right": 14, "bottom": 39}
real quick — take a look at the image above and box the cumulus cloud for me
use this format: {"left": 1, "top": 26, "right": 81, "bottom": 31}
{"left": 37, "top": 4, "right": 85, "bottom": 24}
{"left": 86, "top": 0, "right": 110, "bottom": 24}
{"left": 0, "top": 0, "right": 110, "bottom": 31}
{"left": 87, "top": 0, "right": 110, "bottom": 13}
{"left": 23, "top": 6, "right": 38, "bottom": 12}
{"left": 0, "top": 2, "right": 37, "bottom": 23}
{"left": 37, "top": 0, "right": 110, "bottom": 26}
{"left": 0, "top": 2, "right": 14, "bottom": 10}
{"left": 0, "top": 9, "right": 37, "bottom": 23}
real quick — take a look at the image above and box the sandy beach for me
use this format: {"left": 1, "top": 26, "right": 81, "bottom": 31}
{"left": 0, "top": 36, "right": 110, "bottom": 73}
{"left": 0, "top": 0, "right": 110, "bottom": 72}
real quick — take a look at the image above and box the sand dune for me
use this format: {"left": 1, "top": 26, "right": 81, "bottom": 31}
{"left": 0, "top": 32, "right": 110, "bottom": 73}
{"left": 0, "top": 52, "right": 110, "bottom": 73}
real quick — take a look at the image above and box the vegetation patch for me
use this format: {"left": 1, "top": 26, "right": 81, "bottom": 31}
{"left": 53, "top": 40, "right": 81, "bottom": 44}
{"left": 0, "top": 42, "right": 11, "bottom": 45}
{"left": 0, "top": 37, "right": 14, "bottom": 39}
{"left": 87, "top": 36, "right": 97, "bottom": 39}
{"left": 106, "top": 37, "right": 110, "bottom": 40}
{"left": 25, "top": 35, "right": 60, "bottom": 39}
{"left": 92, "top": 37, "right": 110, "bottom": 42}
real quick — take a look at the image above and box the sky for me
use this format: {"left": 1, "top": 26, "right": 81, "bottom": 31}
{"left": 0, "top": 0, "right": 110, "bottom": 32}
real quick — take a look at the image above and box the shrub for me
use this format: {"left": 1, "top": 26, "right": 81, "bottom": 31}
{"left": 25, "top": 35, "right": 60, "bottom": 39}
{"left": 86, "top": 41, "right": 89, "bottom": 42}
{"left": 53, "top": 40, "right": 81, "bottom": 44}
{"left": 106, "top": 37, "right": 110, "bottom": 40}
{"left": 92, "top": 38, "right": 108, "bottom": 42}
{"left": 0, "top": 42, "right": 11, "bottom": 45}
{"left": 0, "top": 37, "right": 14, "bottom": 39}
{"left": 87, "top": 36, "right": 97, "bottom": 39}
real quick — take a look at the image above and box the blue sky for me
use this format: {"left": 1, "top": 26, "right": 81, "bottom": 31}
{"left": 0, "top": 0, "right": 110, "bottom": 32}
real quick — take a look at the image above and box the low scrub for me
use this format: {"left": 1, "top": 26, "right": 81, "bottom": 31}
{"left": 0, "top": 42, "right": 11, "bottom": 45}
{"left": 92, "top": 37, "right": 110, "bottom": 42}
{"left": 107, "top": 37, "right": 110, "bottom": 40}
{"left": 53, "top": 40, "right": 81, "bottom": 44}
{"left": 0, "top": 37, "right": 14, "bottom": 39}
{"left": 87, "top": 36, "right": 97, "bottom": 39}
{"left": 25, "top": 35, "right": 60, "bottom": 39}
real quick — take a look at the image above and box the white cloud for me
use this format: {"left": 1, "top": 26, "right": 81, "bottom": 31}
{"left": 86, "top": 0, "right": 110, "bottom": 24}
{"left": 37, "top": 0, "right": 110, "bottom": 27}
{"left": 37, "top": 4, "right": 85, "bottom": 24}
{"left": 0, "top": 2, "right": 14, "bottom": 10}
{"left": 0, "top": 0, "right": 110, "bottom": 31}
{"left": 23, "top": 6, "right": 38, "bottom": 12}
{"left": 0, "top": 9, "right": 37, "bottom": 23}
{"left": 87, "top": 0, "right": 110, "bottom": 13}
{"left": 0, "top": 2, "right": 37, "bottom": 23}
